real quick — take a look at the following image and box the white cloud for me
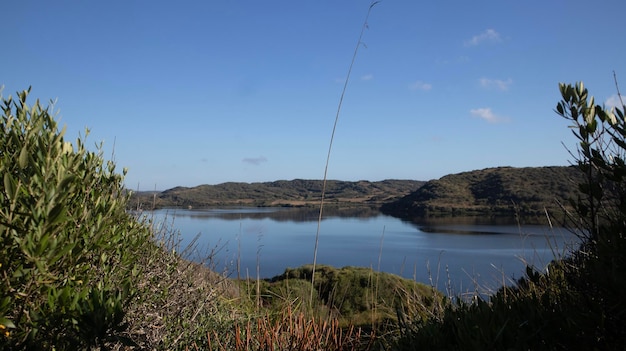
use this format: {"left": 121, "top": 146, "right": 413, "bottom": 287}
{"left": 479, "top": 77, "right": 513, "bottom": 91}
{"left": 361, "top": 74, "right": 373, "bottom": 81}
{"left": 465, "top": 29, "right": 502, "bottom": 46}
{"left": 242, "top": 156, "right": 268, "bottom": 165}
{"left": 409, "top": 80, "right": 432, "bottom": 91}
{"left": 606, "top": 94, "right": 625, "bottom": 110}
{"left": 470, "top": 107, "right": 507, "bottom": 123}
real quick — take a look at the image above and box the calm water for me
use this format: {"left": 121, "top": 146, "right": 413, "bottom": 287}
{"left": 143, "top": 207, "right": 581, "bottom": 295}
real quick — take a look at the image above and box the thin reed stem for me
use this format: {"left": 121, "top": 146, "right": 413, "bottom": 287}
{"left": 374, "top": 226, "right": 385, "bottom": 326}
{"left": 237, "top": 215, "right": 242, "bottom": 280}
{"left": 310, "top": 0, "right": 380, "bottom": 307}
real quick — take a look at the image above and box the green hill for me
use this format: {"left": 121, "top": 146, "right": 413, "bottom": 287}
{"left": 245, "top": 264, "right": 443, "bottom": 329}
{"left": 129, "top": 179, "right": 425, "bottom": 209}
{"left": 381, "top": 166, "right": 583, "bottom": 220}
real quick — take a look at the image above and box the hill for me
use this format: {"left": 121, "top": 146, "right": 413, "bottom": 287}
{"left": 380, "top": 166, "right": 583, "bottom": 220}
{"left": 247, "top": 264, "right": 443, "bottom": 329}
{"left": 128, "top": 179, "right": 425, "bottom": 209}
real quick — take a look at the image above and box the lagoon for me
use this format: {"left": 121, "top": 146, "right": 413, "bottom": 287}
{"left": 144, "top": 207, "right": 581, "bottom": 295}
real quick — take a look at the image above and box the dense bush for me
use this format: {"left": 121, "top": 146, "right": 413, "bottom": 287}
{"left": 0, "top": 88, "right": 152, "bottom": 349}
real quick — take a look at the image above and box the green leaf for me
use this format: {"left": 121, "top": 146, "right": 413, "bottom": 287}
{"left": 586, "top": 118, "right": 597, "bottom": 133}
{"left": 37, "top": 233, "right": 50, "bottom": 256}
{"left": 18, "top": 144, "right": 29, "bottom": 169}
{"left": 0, "top": 317, "right": 15, "bottom": 329}
{"left": 3, "top": 173, "right": 15, "bottom": 200}
{"left": 556, "top": 102, "right": 564, "bottom": 115}
{"left": 52, "top": 241, "right": 76, "bottom": 265}
{"left": 48, "top": 203, "right": 65, "bottom": 224}
{"left": 58, "top": 174, "right": 75, "bottom": 192}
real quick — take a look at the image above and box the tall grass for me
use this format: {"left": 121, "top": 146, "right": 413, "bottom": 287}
{"left": 203, "top": 306, "right": 370, "bottom": 351}
{"left": 311, "top": 0, "right": 380, "bottom": 307}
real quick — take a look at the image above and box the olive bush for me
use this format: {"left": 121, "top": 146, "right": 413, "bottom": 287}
{"left": 554, "top": 82, "right": 626, "bottom": 346}
{"left": 555, "top": 82, "right": 626, "bottom": 241}
{"left": 0, "top": 88, "right": 151, "bottom": 349}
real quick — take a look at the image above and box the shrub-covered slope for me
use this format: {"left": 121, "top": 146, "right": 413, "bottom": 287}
{"left": 381, "top": 166, "right": 582, "bottom": 219}
{"left": 259, "top": 265, "right": 443, "bottom": 328}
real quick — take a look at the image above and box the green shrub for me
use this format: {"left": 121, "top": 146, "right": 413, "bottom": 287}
{"left": 264, "top": 265, "right": 442, "bottom": 329}
{"left": 553, "top": 81, "right": 626, "bottom": 347}
{"left": 0, "top": 88, "right": 151, "bottom": 349}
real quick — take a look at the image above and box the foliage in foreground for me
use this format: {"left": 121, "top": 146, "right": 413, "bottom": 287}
{"left": 0, "top": 89, "right": 245, "bottom": 350}
{"left": 394, "top": 82, "right": 626, "bottom": 350}
{"left": 0, "top": 89, "right": 152, "bottom": 349}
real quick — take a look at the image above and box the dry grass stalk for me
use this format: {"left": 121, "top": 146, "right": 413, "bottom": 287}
{"left": 310, "top": 0, "right": 380, "bottom": 306}
{"left": 202, "top": 306, "right": 373, "bottom": 351}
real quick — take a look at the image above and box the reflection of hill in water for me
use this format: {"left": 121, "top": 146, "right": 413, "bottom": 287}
{"left": 177, "top": 206, "right": 383, "bottom": 222}
{"left": 412, "top": 216, "right": 519, "bottom": 226}
{"left": 410, "top": 213, "right": 558, "bottom": 227}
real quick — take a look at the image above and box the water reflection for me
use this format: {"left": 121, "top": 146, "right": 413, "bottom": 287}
{"left": 167, "top": 206, "right": 382, "bottom": 222}
{"left": 144, "top": 206, "right": 582, "bottom": 295}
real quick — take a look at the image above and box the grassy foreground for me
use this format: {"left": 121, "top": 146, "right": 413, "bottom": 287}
{"left": 117, "top": 214, "right": 446, "bottom": 350}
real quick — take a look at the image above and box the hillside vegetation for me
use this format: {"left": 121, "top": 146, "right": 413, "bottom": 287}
{"left": 381, "top": 166, "right": 582, "bottom": 220}
{"left": 241, "top": 264, "right": 443, "bottom": 331}
{"left": 129, "top": 179, "right": 424, "bottom": 209}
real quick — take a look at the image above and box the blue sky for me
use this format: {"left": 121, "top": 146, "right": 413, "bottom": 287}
{"left": 3, "top": 1, "right": 625, "bottom": 190}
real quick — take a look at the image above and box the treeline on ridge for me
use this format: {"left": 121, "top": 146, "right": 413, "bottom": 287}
{"left": 129, "top": 179, "right": 425, "bottom": 210}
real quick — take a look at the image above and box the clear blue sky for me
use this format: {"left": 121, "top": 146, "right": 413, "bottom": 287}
{"left": 3, "top": 1, "right": 625, "bottom": 190}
